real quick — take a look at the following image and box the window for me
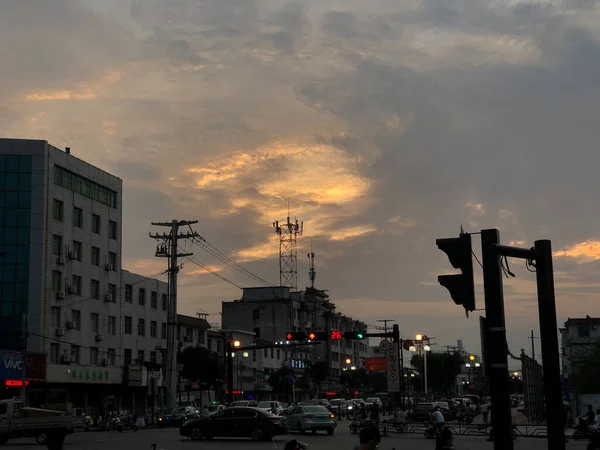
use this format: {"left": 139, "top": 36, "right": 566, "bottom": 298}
{"left": 264, "top": 348, "right": 268, "bottom": 358}
{"left": 161, "top": 293, "right": 167, "bottom": 310}
{"left": 277, "top": 349, "right": 280, "bottom": 360}
{"left": 253, "top": 327, "right": 261, "bottom": 338}
{"left": 92, "top": 214, "right": 101, "bottom": 234}
{"left": 52, "top": 235, "right": 63, "bottom": 256}
{"left": 150, "top": 321, "right": 157, "bottom": 338}
{"left": 150, "top": 351, "right": 157, "bottom": 363}
{"left": 151, "top": 291, "right": 157, "bottom": 309}
{"left": 107, "top": 283, "right": 117, "bottom": 302}
{"left": 125, "top": 284, "right": 133, "bottom": 302}
{"left": 91, "top": 247, "right": 100, "bottom": 266}
{"left": 108, "top": 316, "right": 116, "bottom": 335}
{"left": 71, "top": 275, "right": 82, "bottom": 295}
{"left": 107, "top": 348, "right": 116, "bottom": 365}
{"left": 198, "top": 331, "right": 205, "bottom": 345}
{"left": 253, "top": 309, "right": 260, "bottom": 320}
{"left": 137, "top": 350, "right": 145, "bottom": 364}
{"left": 578, "top": 326, "right": 590, "bottom": 338}
{"left": 124, "top": 349, "right": 132, "bottom": 365}
{"left": 91, "top": 313, "right": 99, "bottom": 333}
{"left": 138, "top": 288, "right": 146, "bottom": 305}
{"left": 51, "top": 307, "right": 61, "bottom": 327}
{"left": 71, "top": 345, "right": 80, "bottom": 364}
{"left": 109, "top": 220, "right": 117, "bottom": 240}
{"left": 72, "top": 241, "right": 82, "bottom": 261}
{"left": 107, "top": 252, "right": 116, "bottom": 271}
{"left": 271, "top": 349, "right": 274, "bottom": 358}
{"left": 50, "top": 344, "right": 60, "bottom": 364}
{"left": 73, "top": 207, "right": 83, "bottom": 228}
{"left": 54, "top": 165, "right": 117, "bottom": 208}
{"left": 90, "top": 347, "right": 99, "bottom": 365}
{"left": 124, "top": 316, "right": 132, "bottom": 334}
{"left": 208, "top": 338, "right": 212, "bottom": 350}
{"left": 52, "top": 270, "right": 62, "bottom": 291}
{"left": 53, "top": 200, "right": 64, "bottom": 221}
{"left": 138, "top": 318, "right": 145, "bottom": 336}
{"left": 216, "top": 340, "right": 221, "bottom": 352}
{"left": 90, "top": 280, "right": 100, "bottom": 299}
{"left": 71, "top": 310, "right": 81, "bottom": 330}
{"left": 161, "top": 323, "right": 167, "bottom": 339}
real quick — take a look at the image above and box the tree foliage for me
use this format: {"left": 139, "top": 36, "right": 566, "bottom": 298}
{"left": 179, "top": 346, "right": 224, "bottom": 389}
{"left": 410, "top": 352, "right": 463, "bottom": 395}
{"left": 574, "top": 343, "right": 600, "bottom": 394}
{"left": 306, "top": 361, "right": 329, "bottom": 386}
{"left": 340, "top": 368, "right": 368, "bottom": 388}
{"left": 267, "top": 366, "right": 296, "bottom": 396}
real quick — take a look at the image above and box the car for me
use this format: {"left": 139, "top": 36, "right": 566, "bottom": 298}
{"left": 231, "top": 400, "right": 258, "bottom": 407}
{"left": 206, "top": 404, "right": 225, "bottom": 416}
{"left": 433, "top": 402, "right": 453, "bottom": 421}
{"left": 179, "top": 407, "right": 287, "bottom": 441}
{"left": 517, "top": 401, "right": 525, "bottom": 413}
{"left": 286, "top": 405, "right": 337, "bottom": 435}
{"left": 158, "top": 406, "right": 198, "bottom": 428}
{"left": 257, "top": 401, "right": 284, "bottom": 415}
{"left": 365, "top": 398, "right": 383, "bottom": 410}
{"left": 303, "top": 399, "right": 331, "bottom": 409}
{"left": 410, "top": 402, "right": 436, "bottom": 422}
{"left": 329, "top": 399, "right": 349, "bottom": 416}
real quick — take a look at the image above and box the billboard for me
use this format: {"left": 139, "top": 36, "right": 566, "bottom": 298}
{"left": 0, "top": 351, "right": 46, "bottom": 381}
{"left": 365, "top": 357, "right": 387, "bottom": 372}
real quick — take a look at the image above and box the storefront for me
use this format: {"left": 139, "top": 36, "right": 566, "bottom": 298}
{"left": 45, "top": 364, "right": 124, "bottom": 414}
{"left": 0, "top": 351, "right": 46, "bottom": 403}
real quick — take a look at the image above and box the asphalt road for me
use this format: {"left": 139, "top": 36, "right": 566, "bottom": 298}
{"left": 2, "top": 424, "right": 591, "bottom": 450}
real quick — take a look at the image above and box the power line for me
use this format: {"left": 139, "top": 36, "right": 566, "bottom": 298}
{"left": 185, "top": 254, "right": 244, "bottom": 289}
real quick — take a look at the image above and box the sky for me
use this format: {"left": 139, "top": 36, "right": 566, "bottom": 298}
{"left": 2, "top": 0, "right": 600, "bottom": 361}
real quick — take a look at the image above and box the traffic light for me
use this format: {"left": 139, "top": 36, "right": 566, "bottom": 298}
{"left": 436, "top": 231, "right": 476, "bottom": 312}
{"left": 285, "top": 332, "right": 306, "bottom": 340}
{"left": 392, "top": 324, "right": 400, "bottom": 343}
{"left": 344, "top": 331, "right": 366, "bottom": 340}
{"left": 307, "top": 331, "right": 329, "bottom": 340}
{"left": 402, "top": 340, "right": 414, "bottom": 351}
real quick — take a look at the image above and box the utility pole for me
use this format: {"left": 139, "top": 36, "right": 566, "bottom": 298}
{"left": 20, "top": 314, "right": 28, "bottom": 398}
{"left": 149, "top": 220, "right": 198, "bottom": 409}
{"left": 376, "top": 319, "right": 395, "bottom": 341}
{"left": 529, "top": 330, "right": 538, "bottom": 360}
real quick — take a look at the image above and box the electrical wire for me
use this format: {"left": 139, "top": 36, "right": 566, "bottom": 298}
{"left": 472, "top": 250, "right": 483, "bottom": 269}
{"left": 184, "top": 254, "right": 244, "bottom": 289}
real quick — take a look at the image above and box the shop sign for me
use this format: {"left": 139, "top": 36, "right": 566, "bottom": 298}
{"left": 45, "top": 364, "right": 123, "bottom": 384}
{"left": 70, "top": 368, "right": 111, "bottom": 382}
{"left": 126, "top": 365, "right": 145, "bottom": 387}
{"left": 0, "top": 351, "right": 22, "bottom": 379}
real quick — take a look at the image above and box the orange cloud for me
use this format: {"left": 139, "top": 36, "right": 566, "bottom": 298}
{"left": 186, "top": 264, "right": 224, "bottom": 275}
{"left": 122, "top": 258, "right": 168, "bottom": 276}
{"left": 20, "top": 71, "right": 122, "bottom": 102}
{"left": 554, "top": 240, "right": 600, "bottom": 262}
{"left": 329, "top": 225, "right": 377, "bottom": 241}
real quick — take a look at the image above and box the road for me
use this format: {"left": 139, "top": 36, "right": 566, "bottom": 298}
{"left": 1, "top": 423, "right": 592, "bottom": 450}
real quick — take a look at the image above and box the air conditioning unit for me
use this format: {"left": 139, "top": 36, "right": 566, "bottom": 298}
{"left": 105, "top": 263, "right": 114, "bottom": 271}
{"left": 56, "top": 256, "right": 65, "bottom": 265}
{"left": 55, "top": 291, "right": 65, "bottom": 300}
{"left": 65, "top": 321, "right": 75, "bottom": 330}
{"left": 68, "top": 251, "right": 76, "bottom": 260}
{"left": 95, "top": 334, "right": 104, "bottom": 342}
{"left": 104, "top": 293, "right": 113, "bottom": 303}
{"left": 55, "top": 328, "right": 65, "bottom": 337}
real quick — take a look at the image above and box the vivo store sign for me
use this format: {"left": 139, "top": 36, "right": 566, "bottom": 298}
{"left": 0, "top": 351, "right": 23, "bottom": 379}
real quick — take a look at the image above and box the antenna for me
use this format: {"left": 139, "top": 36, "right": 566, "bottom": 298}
{"left": 308, "top": 248, "right": 316, "bottom": 288}
{"left": 272, "top": 206, "right": 303, "bottom": 291}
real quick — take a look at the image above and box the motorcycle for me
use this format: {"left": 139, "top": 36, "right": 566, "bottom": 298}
{"left": 116, "top": 415, "right": 138, "bottom": 432}
{"left": 424, "top": 424, "right": 442, "bottom": 439}
{"left": 573, "top": 417, "right": 600, "bottom": 440}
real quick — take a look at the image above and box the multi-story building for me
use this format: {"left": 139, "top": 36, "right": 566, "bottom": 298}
{"left": 560, "top": 316, "right": 600, "bottom": 394}
{"left": 0, "top": 139, "right": 170, "bottom": 413}
{"left": 221, "top": 286, "right": 369, "bottom": 396}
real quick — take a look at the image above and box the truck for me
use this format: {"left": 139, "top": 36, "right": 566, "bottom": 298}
{"left": 0, "top": 397, "right": 84, "bottom": 449}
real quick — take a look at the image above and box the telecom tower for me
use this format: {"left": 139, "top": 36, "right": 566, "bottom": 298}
{"left": 272, "top": 216, "right": 303, "bottom": 290}
{"left": 308, "top": 250, "right": 316, "bottom": 288}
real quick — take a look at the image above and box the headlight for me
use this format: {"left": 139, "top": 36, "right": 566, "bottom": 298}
{"left": 348, "top": 406, "right": 353, "bottom": 410}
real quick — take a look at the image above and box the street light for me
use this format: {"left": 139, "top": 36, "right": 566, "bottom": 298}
{"left": 233, "top": 340, "right": 241, "bottom": 348}
{"left": 416, "top": 334, "right": 423, "bottom": 341}
{"left": 414, "top": 333, "right": 430, "bottom": 397}
{"left": 345, "top": 358, "right": 352, "bottom": 364}
{"left": 469, "top": 355, "right": 475, "bottom": 361}
{"left": 475, "top": 363, "right": 480, "bottom": 368}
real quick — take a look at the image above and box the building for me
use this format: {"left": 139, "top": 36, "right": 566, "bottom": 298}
{"left": 221, "top": 286, "right": 369, "bottom": 396}
{"left": 0, "top": 139, "right": 169, "bottom": 413}
{"left": 560, "top": 316, "right": 600, "bottom": 394}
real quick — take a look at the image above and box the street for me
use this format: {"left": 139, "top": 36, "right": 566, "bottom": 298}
{"left": 1, "top": 425, "right": 592, "bottom": 450}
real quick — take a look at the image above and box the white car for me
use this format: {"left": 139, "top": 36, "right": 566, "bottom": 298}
{"left": 257, "top": 401, "right": 284, "bottom": 415}
{"left": 365, "top": 398, "right": 383, "bottom": 409}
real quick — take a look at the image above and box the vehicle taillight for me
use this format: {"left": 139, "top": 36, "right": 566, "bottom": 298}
{"left": 270, "top": 419, "right": 281, "bottom": 424}
{"left": 304, "top": 414, "right": 313, "bottom": 418}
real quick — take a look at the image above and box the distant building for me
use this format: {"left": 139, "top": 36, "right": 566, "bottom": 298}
{"left": 560, "top": 316, "right": 600, "bottom": 393}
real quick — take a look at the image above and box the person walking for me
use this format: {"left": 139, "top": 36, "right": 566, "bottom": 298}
{"left": 480, "top": 401, "right": 489, "bottom": 423}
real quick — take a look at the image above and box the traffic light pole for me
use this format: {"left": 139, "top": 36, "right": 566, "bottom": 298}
{"left": 226, "top": 341, "right": 234, "bottom": 404}
{"left": 481, "top": 229, "right": 513, "bottom": 450}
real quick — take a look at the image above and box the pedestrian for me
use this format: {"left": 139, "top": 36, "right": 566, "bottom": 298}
{"left": 431, "top": 406, "right": 445, "bottom": 432}
{"left": 480, "top": 401, "right": 489, "bottom": 423}
{"left": 435, "top": 427, "right": 453, "bottom": 449}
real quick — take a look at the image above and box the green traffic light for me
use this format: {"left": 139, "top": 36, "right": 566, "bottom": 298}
{"left": 357, "top": 333, "right": 364, "bottom": 339}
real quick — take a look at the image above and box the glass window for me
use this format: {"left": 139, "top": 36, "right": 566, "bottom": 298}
{"left": 52, "top": 235, "right": 63, "bottom": 256}
{"left": 18, "top": 155, "right": 32, "bottom": 173}
{"left": 5, "top": 209, "right": 17, "bottom": 226}
{"left": 17, "top": 209, "right": 30, "bottom": 227}
{"left": 6, "top": 173, "right": 18, "bottom": 191}
{"left": 0, "top": 155, "right": 5, "bottom": 171}
{"left": 108, "top": 283, "right": 117, "bottom": 302}
{"left": 92, "top": 214, "right": 101, "bottom": 234}
{"left": 161, "top": 293, "right": 167, "bottom": 310}
{"left": 109, "top": 220, "right": 117, "bottom": 240}
{"left": 138, "top": 318, "right": 145, "bottom": 336}
{"left": 52, "top": 271, "right": 62, "bottom": 291}
{"left": 150, "top": 321, "right": 157, "bottom": 338}
{"left": 124, "top": 316, "right": 132, "bottom": 334}
{"left": 50, "top": 307, "right": 61, "bottom": 327}
{"left": 107, "top": 348, "right": 116, "bottom": 365}
{"left": 72, "top": 241, "right": 82, "bottom": 261}
{"left": 138, "top": 288, "right": 146, "bottom": 306}
{"left": 108, "top": 317, "right": 116, "bottom": 335}
{"left": 6, "top": 155, "right": 18, "bottom": 172}
{"left": 16, "top": 228, "right": 29, "bottom": 246}
{"left": 124, "top": 349, "right": 132, "bottom": 365}
{"left": 90, "top": 347, "right": 99, "bottom": 365}
{"left": 125, "top": 284, "right": 133, "bottom": 302}
{"left": 5, "top": 192, "right": 17, "bottom": 208}
{"left": 71, "top": 310, "right": 81, "bottom": 330}
{"left": 108, "top": 252, "right": 116, "bottom": 270}
{"left": 18, "top": 192, "right": 30, "bottom": 209}
{"left": 91, "top": 313, "right": 99, "bottom": 333}
{"left": 161, "top": 323, "right": 167, "bottom": 339}
{"left": 49, "top": 344, "right": 60, "bottom": 364}
{"left": 71, "top": 345, "right": 80, "bottom": 364}
{"left": 52, "top": 199, "right": 65, "bottom": 222}
{"left": 151, "top": 291, "right": 157, "bottom": 309}
{"left": 18, "top": 173, "right": 31, "bottom": 191}
{"left": 90, "top": 279, "right": 100, "bottom": 299}
{"left": 73, "top": 207, "right": 83, "bottom": 228}
{"left": 150, "top": 351, "right": 157, "bottom": 363}
{"left": 137, "top": 350, "right": 144, "bottom": 364}
{"left": 91, "top": 247, "right": 100, "bottom": 266}
{"left": 17, "top": 246, "right": 29, "bottom": 264}
{"left": 16, "top": 264, "right": 28, "bottom": 282}
{"left": 71, "top": 275, "right": 82, "bottom": 295}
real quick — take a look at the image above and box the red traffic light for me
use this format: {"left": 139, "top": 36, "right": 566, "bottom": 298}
{"left": 331, "top": 330, "right": 342, "bottom": 340}
{"left": 286, "top": 333, "right": 293, "bottom": 340}
{"left": 285, "top": 332, "right": 306, "bottom": 340}
{"left": 308, "top": 332, "right": 316, "bottom": 340}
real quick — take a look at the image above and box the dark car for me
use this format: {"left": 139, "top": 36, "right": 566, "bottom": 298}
{"left": 179, "top": 406, "right": 287, "bottom": 441}
{"left": 158, "top": 406, "right": 197, "bottom": 428}
{"left": 410, "top": 402, "right": 436, "bottom": 422}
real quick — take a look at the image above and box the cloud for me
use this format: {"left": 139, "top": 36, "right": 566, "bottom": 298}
{"left": 3, "top": 0, "right": 600, "bottom": 355}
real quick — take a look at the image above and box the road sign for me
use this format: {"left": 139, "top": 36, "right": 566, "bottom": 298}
{"left": 288, "top": 375, "right": 297, "bottom": 384}
{"left": 386, "top": 343, "right": 400, "bottom": 392}
{"left": 379, "top": 340, "right": 390, "bottom": 352}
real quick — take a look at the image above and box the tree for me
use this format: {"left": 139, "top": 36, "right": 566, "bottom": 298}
{"left": 306, "top": 361, "right": 329, "bottom": 397}
{"left": 179, "top": 346, "right": 224, "bottom": 390}
{"left": 574, "top": 343, "right": 600, "bottom": 393}
{"left": 267, "top": 366, "right": 296, "bottom": 399}
{"left": 410, "top": 352, "right": 463, "bottom": 396}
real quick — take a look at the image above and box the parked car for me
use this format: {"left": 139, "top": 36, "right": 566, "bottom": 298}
{"left": 303, "top": 399, "right": 331, "bottom": 410}
{"left": 257, "top": 401, "right": 284, "bottom": 415}
{"left": 158, "top": 406, "right": 198, "bottom": 428}
{"left": 286, "top": 405, "right": 337, "bottom": 435}
{"left": 329, "top": 399, "right": 349, "bottom": 416}
{"left": 206, "top": 405, "right": 226, "bottom": 416}
{"left": 179, "top": 407, "right": 287, "bottom": 441}
{"left": 440, "top": 399, "right": 459, "bottom": 420}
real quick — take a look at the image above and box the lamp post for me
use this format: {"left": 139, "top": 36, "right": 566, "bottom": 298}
{"left": 412, "top": 334, "right": 431, "bottom": 398}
